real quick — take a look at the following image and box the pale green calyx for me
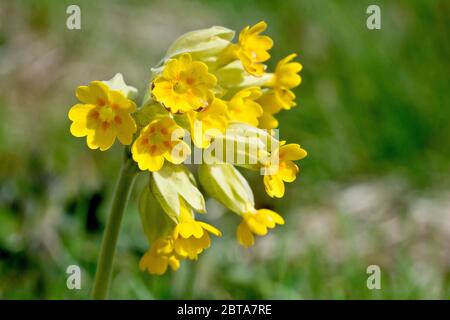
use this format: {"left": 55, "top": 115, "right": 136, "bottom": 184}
{"left": 198, "top": 163, "right": 254, "bottom": 215}
{"left": 164, "top": 26, "right": 235, "bottom": 61}
{"left": 139, "top": 185, "right": 174, "bottom": 243}
{"left": 150, "top": 162, "right": 206, "bottom": 220}
{"left": 215, "top": 60, "right": 273, "bottom": 90}
{"left": 103, "top": 73, "right": 138, "bottom": 99}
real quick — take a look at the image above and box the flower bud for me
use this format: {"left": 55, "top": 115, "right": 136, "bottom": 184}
{"left": 164, "top": 26, "right": 235, "bottom": 61}
{"left": 215, "top": 60, "right": 273, "bottom": 90}
{"left": 102, "top": 73, "right": 138, "bottom": 99}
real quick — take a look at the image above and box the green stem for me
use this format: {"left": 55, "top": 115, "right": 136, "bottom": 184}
{"left": 91, "top": 152, "right": 137, "bottom": 300}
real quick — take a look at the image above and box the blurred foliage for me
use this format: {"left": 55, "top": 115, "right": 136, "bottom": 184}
{"left": 0, "top": 0, "right": 449, "bottom": 299}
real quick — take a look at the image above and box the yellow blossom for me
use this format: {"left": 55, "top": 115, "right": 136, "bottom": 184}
{"left": 139, "top": 236, "right": 180, "bottom": 275}
{"left": 267, "top": 54, "right": 302, "bottom": 110}
{"left": 234, "top": 21, "right": 273, "bottom": 77}
{"left": 263, "top": 143, "right": 307, "bottom": 198}
{"left": 236, "top": 209, "right": 284, "bottom": 247}
{"left": 152, "top": 53, "right": 217, "bottom": 113}
{"left": 186, "top": 98, "right": 229, "bottom": 148}
{"left": 131, "top": 117, "right": 190, "bottom": 172}
{"left": 227, "top": 87, "right": 263, "bottom": 126}
{"left": 256, "top": 91, "right": 283, "bottom": 129}
{"left": 172, "top": 200, "right": 221, "bottom": 260}
{"left": 68, "top": 81, "right": 137, "bottom": 151}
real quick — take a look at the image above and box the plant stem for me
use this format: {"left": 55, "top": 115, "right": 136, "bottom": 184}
{"left": 91, "top": 152, "right": 137, "bottom": 300}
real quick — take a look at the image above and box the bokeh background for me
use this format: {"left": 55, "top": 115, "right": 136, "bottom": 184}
{"left": 0, "top": 0, "right": 449, "bottom": 299}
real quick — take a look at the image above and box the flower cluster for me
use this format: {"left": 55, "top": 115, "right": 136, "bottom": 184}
{"left": 68, "top": 22, "right": 307, "bottom": 275}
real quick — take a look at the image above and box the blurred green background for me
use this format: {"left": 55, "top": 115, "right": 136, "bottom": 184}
{"left": 0, "top": 0, "right": 449, "bottom": 299}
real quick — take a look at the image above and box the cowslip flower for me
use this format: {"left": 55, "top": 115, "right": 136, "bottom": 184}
{"left": 131, "top": 117, "right": 190, "bottom": 172}
{"left": 257, "top": 91, "right": 283, "bottom": 129}
{"left": 263, "top": 143, "right": 307, "bottom": 198}
{"left": 69, "top": 22, "right": 307, "bottom": 295}
{"left": 186, "top": 98, "right": 229, "bottom": 148}
{"left": 139, "top": 236, "right": 180, "bottom": 275}
{"left": 198, "top": 163, "right": 284, "bottom": 248}
{"left": 233, "top": 21, "right": 273, "bottom": 77}
{"left": 69, "top": 80, "right": 137, "bottom": 151}
{"left": 152, "top": 53, "right": 217, "bottom": 113}
{"left": 227, "top": 87, "right": 263, "bottom": 126}
{"left": 266, "top": 53, "right": 302, "bottom": 110}
{"left": 172, "top": 200, "right": 222, "bottom": 260}
{"left": 236, "top": 209, "right": 284, "bottom": 248}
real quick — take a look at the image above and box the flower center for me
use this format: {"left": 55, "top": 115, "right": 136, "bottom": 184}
{"left": 99, "top": 106, "right": 115, "bottom": 122}
{"left": 173, "top": 81, "right": 188, "bottom": 94}
{"left": 148, "top": 132, "right": 164, "bottom": 145}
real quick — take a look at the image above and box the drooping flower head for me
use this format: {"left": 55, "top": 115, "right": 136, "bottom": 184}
{"left": 68, "top": 22, "right": 308, "bottom": 279}
{"left": 132, "top": 117, "right": 190, "bottom": 172}
{"left": 152, "top": 53, "right": 217, "bottom": 113}
{"left": 69, "top": 81, "right": 137, "bottom": 151}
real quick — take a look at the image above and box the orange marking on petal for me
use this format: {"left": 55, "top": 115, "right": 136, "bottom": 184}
{"left": 90, "top": 110, "right": 99, "bottom": 119}
{"left": 164, "top": 140, "right": 172, "bottom": 148}
{"left": 101, "top": 122, "right": 110, "bottom": 130}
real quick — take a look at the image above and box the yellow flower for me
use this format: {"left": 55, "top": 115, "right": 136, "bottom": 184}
{"left": 152, "top": 53, "right": 217, "bottom": 113}
{"left": 132, "top": 117, "right": 190, "bottom": 172}
{"left": 236, "top": 209, "right": 284, "bottom": 248}
{"left": 227, "top": 87, "right": 263, "bottom": 126}
{"left": 186, "top": 98, "right": 229, "bottom": 148}
{"left": 172, "top": 200, "right": 221, "bottom": 260}
{"left": 68, "top": 81, "right": 137, "bottom": 151}
{"left": 139, "top": 236, "right": 180, "bottom": 275}
{"left": 263, "top": 143, "right": 307, "bottom": 198}
{"left": 257, "top": 91, "right": 283, "bottom": 129}
{"left": 235, "top": 21, "right": 273, "bottom": 77}
{"left": 267, "top": 54, "right": 302, "bottom": 110}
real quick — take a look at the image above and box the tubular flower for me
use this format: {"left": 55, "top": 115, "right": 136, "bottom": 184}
{"left": 139, "top": 236, "right": 180, "bottom": 275}
{"left": 186, "top": 98, "right": 229, "bottom": 148}
{"left": 152, "top": 53, "right": 217, "bottom": 113}
{"left": 132, "top": 117, "right": 190, "bottom": 172}
{"left": 227, "top": 87, "right": 263, "bottom": 126}
{"left": 266, "top": 54, "right": 303, "bottom": 110}
{"left": 234, "top": 21, "right": 273, "bottom": 77}
{"left": 236, "top": 209, "right": 284, "bottom": 248}
{"left": 263, "top": 143, "right": 307, "bottom": 198}
{"left": 172, "top": 200, "right": 222, "bottom": 260}
{"left": 69, "top": 81, "right": 137, "bottom": 151}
